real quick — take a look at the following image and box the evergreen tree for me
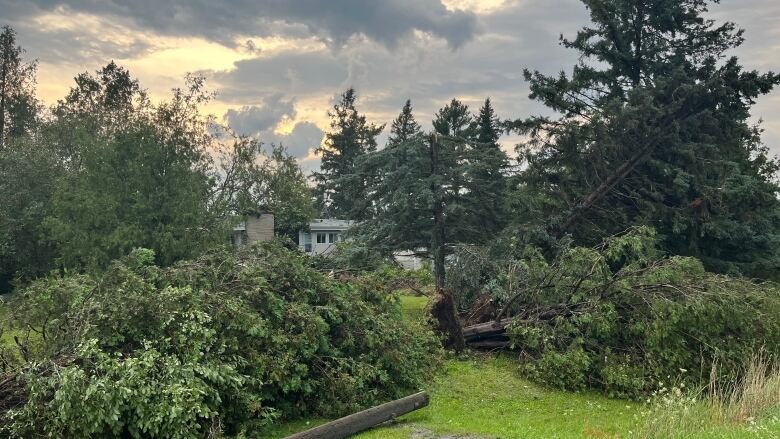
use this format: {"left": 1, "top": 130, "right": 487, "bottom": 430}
{"left": 357, "top": 100, "right": 430, "bottom": 253}
{"left": 313, "top": 88, "right": 383, "bottom": 220}
{"left": 510, "top": 0, "right": 780, "bottom": 277}
{"left": 0, "top": 26, "right": 37, "bottom": 149}
{"left": 388, "top": 99, "right": 422, "bottom": 146}
{"left": 463, "top": 98, "right": 509, "bottom": 242}
{"left": 432, "top": 98, "right": 474, "bottom": 137}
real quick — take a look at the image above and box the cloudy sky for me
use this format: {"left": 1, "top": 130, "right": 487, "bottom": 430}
{"left": 2, "top": 0, "right": 779, "bottom": 170}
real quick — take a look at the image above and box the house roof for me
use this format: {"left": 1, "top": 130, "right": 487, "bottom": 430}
{"left": 308, "top": 218, "right": 355, "bottom": 231}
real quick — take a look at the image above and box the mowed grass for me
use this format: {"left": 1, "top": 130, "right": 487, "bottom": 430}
{"left": 261, "top": 295, "right": 641, "bottom": 438}
{"left": 259, "top": 295, "right": 780, "bottom": 438}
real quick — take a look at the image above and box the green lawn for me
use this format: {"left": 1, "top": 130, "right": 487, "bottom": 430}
{"left": 258, "top": 295, "right": 780, "bottom": 438}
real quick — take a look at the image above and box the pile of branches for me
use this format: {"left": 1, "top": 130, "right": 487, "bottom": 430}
{"left": 463, "top": 227, "right": 780, "bottom": 397}
{"left": 0, "top": 243, "right": 441, "bottom": 437}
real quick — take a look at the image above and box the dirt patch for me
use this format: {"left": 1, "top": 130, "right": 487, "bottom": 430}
{"left": 409, "top": 427, "right": 493, "bottom": 439}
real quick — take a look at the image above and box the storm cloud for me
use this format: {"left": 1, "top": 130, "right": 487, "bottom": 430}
{"left": 0, "top": 0, "right": 479, "bottom": 49}
{"left": 1, "top": 0, "right": 778, "bottom": 161}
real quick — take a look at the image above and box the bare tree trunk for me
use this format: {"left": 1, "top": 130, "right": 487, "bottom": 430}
{"left": 428, "top": 133, "right": 465, "bottom": 351}
{"left": 284, "top": 392, "right": 429, "bottom": 439}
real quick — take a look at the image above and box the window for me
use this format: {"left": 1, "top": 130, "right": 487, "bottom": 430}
{"left": 328, "top": 233, "right": 337, "bottom": 243}
{"left": 316, "top": 232, "right": 327, "bottom": 243}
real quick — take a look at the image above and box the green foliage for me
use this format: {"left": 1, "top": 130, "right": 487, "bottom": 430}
{"left": 309, "top": 241, "right": 390, "bottom": 274}
{"left": 445, "top": 245, "right": 500, "bottom": 311}
{"left": 525, "top": 347, "right": 592, "bottom": 391}
{"left": 313, "top": 88, "right": 384, "bottom": 220}
{"left": 510, "top": 0, "right": 780, "bottom": 278}
{"left": 491, "top": 228, "right": 780, "bottom": 398}
{"left": 0, "top": 135, "right": 61, "bottom": 291}
{"left": 212, "top": 139, "right": 315, "bottom": 239}
{"left": 3, "top": 242, "right": 440, "bottom": 437}
{"left": 354, "top": 101, "right": 432, "bottom": 255}
{"left": 357, "top": 98, "right": 509, "bottom": 266}
{"left": 42, "top": 65, "right": 223, "bottom": 272}
{"left": 0, "top": 25, "right": 38, "bottom": 149}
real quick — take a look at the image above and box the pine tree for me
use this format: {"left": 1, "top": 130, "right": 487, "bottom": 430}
{"left": 432, "top": 98, "right": 473, "bottom": 137}
{"left": 0, "top": 26, "right": 37, "bottom": 149}
{"left": 313, "top": 88, "right": 383, "bottom": 220}
{"left": 510, "top": 0, "right": 780, "bottom": 277}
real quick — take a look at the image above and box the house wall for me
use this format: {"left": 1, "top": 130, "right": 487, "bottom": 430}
{"left": 246, "top": 214, "right": 274, "bottom": 244}
{"left": 299, "top": 229, "right": 345, "bottom": 255}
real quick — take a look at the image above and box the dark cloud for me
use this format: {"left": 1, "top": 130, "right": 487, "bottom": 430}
{"left": 223, "top": 94, "right": 296, "bottom": 135}
{"left": 263, "top": 121, "right": 324, "bottom": 159}
{"left": 0, "top": 3, "right": 156, "bottom": 63}
{"left": 209, "top": 51, "right": 348, "bottom": 102}
{"left": 2, "top": 0, "right": 778, "bottom": 156}
{"left": 0, "top": 0, "right": 478, "bottom": 49}
{"left": 222, "top": 97, "right": 324, "bottom": 159}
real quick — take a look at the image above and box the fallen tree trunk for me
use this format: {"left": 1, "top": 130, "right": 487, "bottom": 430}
{"left": 462, "top": 318, "right": 513, "bottom": 342}
{"left": 284, "top": 391, "right": 429, "bottom": 439}
{"left": 468, "top": 339, "right": 511, "bottom": 350}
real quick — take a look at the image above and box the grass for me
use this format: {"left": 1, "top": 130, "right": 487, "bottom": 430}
{"left": 640, "top": 354, "right": 780, "bottom": 439}
{"left": 259, "top": 294, "right": 780, "bottom": 438}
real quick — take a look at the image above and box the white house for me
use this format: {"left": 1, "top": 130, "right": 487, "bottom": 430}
{"left": 298, "top": 218, "right": 355, "bottom": 255}
{"left": 297, "top": 219, "right": 425, "bottom": 269}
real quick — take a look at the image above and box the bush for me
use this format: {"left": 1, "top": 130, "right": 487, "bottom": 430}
{"left": 498, "top": 227, "right": 780, "bottom": 398}
{"left": 2, "top": 242, "right": 440, "bottom": 437}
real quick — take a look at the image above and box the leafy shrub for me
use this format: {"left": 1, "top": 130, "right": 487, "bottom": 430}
{"left": 500, "top": 227, "right": 780, "bottom": 398}
{"left": 2, "top": 242, "right": 440, "bottom": 437}
{"left": 524, "top": 347, "right": 591, "bottom": 391}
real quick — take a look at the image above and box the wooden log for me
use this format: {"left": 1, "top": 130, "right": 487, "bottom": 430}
{"left": 462, "top": 318, "right": 513, "bottom": 341}
{"left": 468, "top": 339, "right": 511, "bottom": 350}
{"left": 284, "top": 392, "right": 429, "bottom": 439}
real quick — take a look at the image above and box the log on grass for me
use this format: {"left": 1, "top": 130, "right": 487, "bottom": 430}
{"left": 284, "top": 391, "right": 429, "bottom": 439}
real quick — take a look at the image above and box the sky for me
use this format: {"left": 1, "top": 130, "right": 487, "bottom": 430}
{"left": 2, "top": 0, "right": 779, "bottom": 171}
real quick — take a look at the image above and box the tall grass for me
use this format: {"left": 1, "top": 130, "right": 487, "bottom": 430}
{"left": 641, "top": 353, "right": 780, "bottom": 438}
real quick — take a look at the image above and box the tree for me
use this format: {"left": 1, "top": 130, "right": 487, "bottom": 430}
{"left": 357, "top": 101, "right": 473, "bottom": 350}
{"left": 212, "top": 138, "right": 315, "bottom": 240}
{"left": 313, "top": 89, "right": 383, "bottom": 220}
{"left": 357, "top": 101, "right": 431, "bottom": 255}
{"left": 0, "top": 26, "right": 37, "bottom": 149}
{"left": 43, "top": 65, "right": 222, "bottom": 271}
{"left": 388, "top": 100, "right": 422, "bottom": 146}
{"left": 462, "top": 98, "right": 509, "bottom": 242}
{"left": 0, "top": 136, "right": 62, "bottom": 291}
{"left": 510, "top": 0, "right": 780, "bottom": 277}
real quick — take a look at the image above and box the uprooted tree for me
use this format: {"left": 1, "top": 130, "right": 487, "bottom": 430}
{"left": 356, "top": 99, "right": 509, "bottom": 351}
{"left": 460, "top": 227, "right": 780, "bottom": 397}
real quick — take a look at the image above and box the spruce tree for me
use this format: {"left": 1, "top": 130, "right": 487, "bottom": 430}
{"left": 357, "top": 100, "right": 465, "bottom": 349}
{"left": 357, "top": 100, "right": 430, "bottom": 254}
{"left": 313, "top": 88, "right": 383, "bottom": 220}
{"left": 511, "top": 0, "right": 780, "bottom": 277}
{"left": 463, "top": 98, "right": 509, "bottom": 242}
{"left": 388, "top": 99, "right": 422, "bottom": 146}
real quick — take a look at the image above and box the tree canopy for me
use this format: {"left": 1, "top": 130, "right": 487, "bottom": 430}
{"left": 509, "top": 0, "right": 780, "bottom": 277}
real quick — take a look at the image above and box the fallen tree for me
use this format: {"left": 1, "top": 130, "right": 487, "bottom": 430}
{"left": 285, "top": 392, "right": 429, "bottom": 439}
{"left": 459, "top": 227, "right": 780, "bottom": 397}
